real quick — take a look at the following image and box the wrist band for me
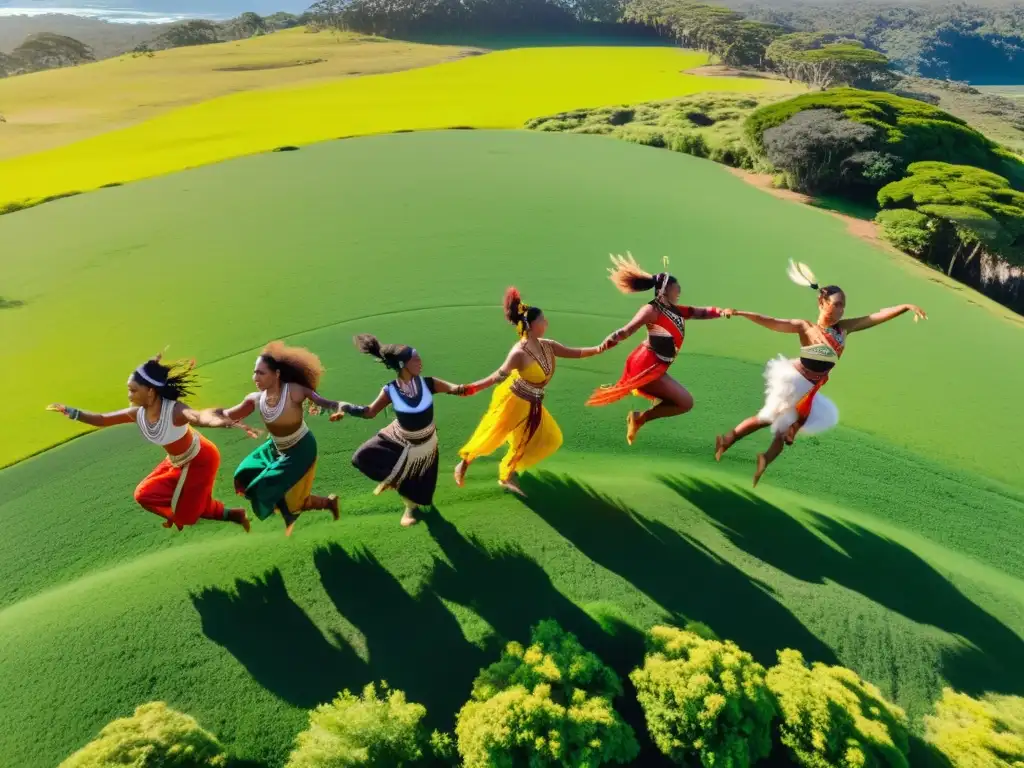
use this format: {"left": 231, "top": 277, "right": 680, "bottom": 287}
{"left": 67, "top": 407, "right": 80, "bottom": 421}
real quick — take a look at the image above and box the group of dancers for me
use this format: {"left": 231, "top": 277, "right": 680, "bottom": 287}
{"left": 48, "top": 254, "right": 926, "bottom": 534}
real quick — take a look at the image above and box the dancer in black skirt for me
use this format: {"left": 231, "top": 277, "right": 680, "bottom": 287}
{"left": 332, "top": 334, "right": 476, "bottom": 526}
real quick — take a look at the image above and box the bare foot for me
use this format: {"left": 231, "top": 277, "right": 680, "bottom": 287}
{"left": 454, "top": 460, "right": 469, "bottom": 487}
{"left": 499, "top": 475, "right": 527, "bottom": 497}
{"left": 162, "top": 519, "right": 173, "bottom": 529}
{"left": 715, "top": 434, "right": 729, "bottom": 462}
{"left": 227, "top": 508, "right": 251, "bottom": 533}
{"left": 401, "top": 509, "right": 419, "bottom": 527}
{"left": 327, "top": 494, "right": 340, "bottom": 521}
{"left": 284, "top": 520, "right": 296, "bottom": 537}
{"left": 627, "top": 411, "right": 642, "bottom": 446}
{"left": 753, "top": 454, "right": 768, "bottom": 488}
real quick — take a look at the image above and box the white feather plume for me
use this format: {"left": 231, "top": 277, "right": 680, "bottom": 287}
{"left": 786, "top": 259, "right": 818, "bottom": 289}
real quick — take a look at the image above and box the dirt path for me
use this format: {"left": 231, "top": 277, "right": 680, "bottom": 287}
{"left": 727, "top": 168, "right": 891, "bottom": 250}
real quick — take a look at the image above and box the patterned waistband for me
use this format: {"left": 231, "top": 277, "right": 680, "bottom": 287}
{"left": 511, "top": 378, "right": 546, "bottom": 403}
{"left": 644, "top": 341, "right": 676, "bottom": 364}
{"left": 168, "top": 432, "right": 201, "bottom": 468}
{"left": 794, "top": 361, "right": 829, "bottom": 383}
{"left": 272, "top": 421, "right": 309, "bottom": 451}
{"left": 386, "top": 421, "right": 437, "bottom": 446}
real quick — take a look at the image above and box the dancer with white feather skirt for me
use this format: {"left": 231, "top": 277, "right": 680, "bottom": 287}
{"left": 715, "top": 260, "right": 927, "bottom": 487}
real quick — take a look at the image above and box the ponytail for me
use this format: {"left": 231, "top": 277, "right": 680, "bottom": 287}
{"left": 607, "top": 252, "right": 676, "bottom": 297}
{"left": 786, "top": 260, "right": 842, "bottom": 301}
{"left": 353, "top": 334, "right": 414, "bottom": 371}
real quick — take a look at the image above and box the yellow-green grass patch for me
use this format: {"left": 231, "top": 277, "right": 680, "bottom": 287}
{"left": 0, "top": 46, "right": 797, "bottom": 211}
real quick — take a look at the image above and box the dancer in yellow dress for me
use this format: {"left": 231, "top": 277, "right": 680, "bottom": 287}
{"left": 453, "top": 287, "right": 609, "bottom": 496}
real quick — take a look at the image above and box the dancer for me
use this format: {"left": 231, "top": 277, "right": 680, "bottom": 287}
{"left": 587, "top": 253, "right": 734, "bottom": 445}
{"left": 333, "top": 335, "right": 479, "bottom": 527}
{"left": 454, "top": 287, "right": 608, "bottom": 497}
{"left": 715, "top": 260, "right": 927, "bottom": 487}
{"left": 47, "top": 355, "right": 254, "bottom": 531}
{"left": 214, "top": 341, "right": 341, "bottom": 536}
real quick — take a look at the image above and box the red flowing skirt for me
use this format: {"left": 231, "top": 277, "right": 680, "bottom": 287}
{"left": 586, "top": 344, "right": 670, "bottom": 406}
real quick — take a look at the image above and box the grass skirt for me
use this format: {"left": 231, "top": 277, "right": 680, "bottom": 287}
{"left": 757, "top": 356, "right": 839, "bottom": 437}
{"left": 353, "top": 422, "right": 439, "bottom": 507}
{"left": 233, "top": 430, "right": 317, "bottom": 521}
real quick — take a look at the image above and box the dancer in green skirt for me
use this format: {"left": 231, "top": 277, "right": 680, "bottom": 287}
{"left": 215, "top": 341, "right": 342, "bottom": 536}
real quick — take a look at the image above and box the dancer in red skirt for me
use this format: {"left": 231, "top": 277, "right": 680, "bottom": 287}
{"left": 48, "top": 355, "right": 257, "bottom": 531}
{"left": 587, "top": 254, "right": 735, "bottom": 444}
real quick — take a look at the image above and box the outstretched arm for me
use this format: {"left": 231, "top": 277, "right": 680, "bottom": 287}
{"left": 431, "top": 378, "right": 474, "bottom": 396}
{"left": 214, "top": 394, "right": 257, "bottom": 423}
{"left": 680, "top": 305, "right": 727, "bottom": 319}
{"left": 734, "top": 311, "right": 809, "bottom": 334}
{"left": 454, "top": 347, "right": 522, "bottom": 397}
{"left": 839, "top": 304, "right": 927, "bottom": 333}
{"left": 601, "top": 305, "right": 654, "bottom": 351}
{"left": 330, "top": 389, "right": 391, "bottom": 421}
{"left": 544, "top": 339, "right": 605, "bottom": 359}
{"left": 46, "top": 404, "right": 136, "bottom": 428}
{"left": 177, "top": 403, "right": 262, "bottom": 438}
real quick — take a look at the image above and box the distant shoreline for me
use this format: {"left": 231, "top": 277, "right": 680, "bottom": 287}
{"left": 0, "top": 8, "right": 222, "bottom": 24}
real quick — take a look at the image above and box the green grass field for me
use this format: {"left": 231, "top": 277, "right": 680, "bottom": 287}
{"left": 0, "top": 28, "right": 474, "bottom": 161}
{"left": 0, "top": 45, "right": 796, "bottom": 214}
{"left": 1, "top": 131, "right": 1022, "bottom": 767}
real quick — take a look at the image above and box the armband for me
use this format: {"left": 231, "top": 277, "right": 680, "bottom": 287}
{"left": 67, "top": 407, "right": 81, "bottom": 421}
{"left": 342, "top": 404, "right": 369, "bottom": 417}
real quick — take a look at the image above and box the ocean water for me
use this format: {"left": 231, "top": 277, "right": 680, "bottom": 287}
{"left": 0, "top": 0, "right": 308, "bottom": 23}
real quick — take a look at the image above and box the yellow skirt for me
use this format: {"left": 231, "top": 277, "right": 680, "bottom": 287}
{"left": 459, "top": 377, "right": 563, "bottom": 482}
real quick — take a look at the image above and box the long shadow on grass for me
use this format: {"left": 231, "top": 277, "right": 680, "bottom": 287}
{"left": 313, "top": 543, "right": 488, "bottom": 732}
{"left": 421, "top": 508, "right": 666, "bottom": 764}
{"left": 515, "top": 472, "right": 838, "bottom": 667}
{"left": 661, "top": 475, "right": 1024, "bottom": 699}
{"left": 191, "top": 568, "right": 363, "bottom": 709}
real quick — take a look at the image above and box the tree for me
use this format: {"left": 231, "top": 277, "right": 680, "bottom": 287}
{"left": 58, "top": 702, "right": 226, "bottom": 768}
{"left": 630, "top": 626, "right": 776, "bottom": 767}
{"left": 225, "top": 11, "right": 268, "bottom": 39}
{"left": 877, "top": 161, "right": 1024, "bottom": 274}
{"left": 766, "top": 649, "right": 910, "bottom": 768}
{"left": 766, "top": 33, "right": 894, "bottom": 90}
{"left": 286, "top": 682, "right": 432, "bottom": 767}
{"left": 924, "top": 688, "right": 1024, "bottom": 768}
{"left": 763, "top": 108, "right": 876, "bottom": 193}
{"left": 456, "top": 619, "right": 639, "bottom": 768}
{"left": 154, "top": 20, "right": 221, "bottom": 49}
{"left": 9, "top": 33, "right": 94, "bottom": 73}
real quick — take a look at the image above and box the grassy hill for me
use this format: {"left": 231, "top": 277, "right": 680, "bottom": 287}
{"left": 0, "top": 130, "right": 1022, "bottom": 766}
{"left": 0, "top": 27, "right": 473, "bottom": 160}
{"left": 0, "top": 44, "right": 795, "bottom": 212}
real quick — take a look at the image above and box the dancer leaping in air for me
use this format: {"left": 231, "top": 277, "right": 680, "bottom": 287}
{"left": 715, "top": 260, "right": 927, "bottom": 487}
{"left": 586, "top": 253, "right": 735, "bottom": 445}
{"left": 47, "top": 355, "right": 255, "bottom": 532}
{"left": 455, "top": 287, "right": 610, "bottom": 497}
{"left": 213, "top": 341, "right": 342, "bottom": 537}
{"left": 332, "top": 335, "right": 482, "bottom": 527}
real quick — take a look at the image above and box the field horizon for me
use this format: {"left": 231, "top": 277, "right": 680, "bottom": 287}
{"left": 1, "top": 129, "right": 1022, "bottom": 766}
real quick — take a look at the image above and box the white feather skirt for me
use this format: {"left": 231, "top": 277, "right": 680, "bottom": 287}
{"left": 757, "top": 356, "right": 839, "bottom": 437}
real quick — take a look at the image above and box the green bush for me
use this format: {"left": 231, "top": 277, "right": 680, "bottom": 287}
{"left": 924, "top": 688, "right": 1024, "bottom": 768}
{"left": 58, "top": 701, "right": 227, "bottom": 768}
{"left": 766, "top": 649, "right": 910, "bottom": 768}
{"left": 876, "top": 208, "right": 935, "bottom": 255}
{"left": 630, "top": 626, "right": 775, "bottom": 767}
{"left": 455, "top": 619, "right": 639, "bottom": 768}
{"left": 744, "top": 88, "right": 1024, "bottom": 188}
{"left": 286, "top": 682, "right": 430, "bottom": 768}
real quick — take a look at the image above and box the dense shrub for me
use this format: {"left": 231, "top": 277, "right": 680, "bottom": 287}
{"left": 286, "top": 682, "right": 430, "bottom": 768}
{"left": 878, "top": 161, "right": 1024, "bottom": 271}
{"left": 876, "top": 209, "right": 935, "bottom": 255}
{"left": 455, "top": 619, "right": 639, "bottom": 768}
{"left": 58, "top": 702, "right": 226, "bottom": 768}
{"left": 924, "top": 688, "right": 1024, "bottom": 768}
{"left": 766, "top": 649, "right": 909, "bottom": 768}
{"left": 630, "top": 626, "right": 775, "bottom": 767}
{"left": 745, "top": 89, "right": 1024, "bottom": 188}
{"left": 763, "top": 109, "right": 876, "bottom": 192}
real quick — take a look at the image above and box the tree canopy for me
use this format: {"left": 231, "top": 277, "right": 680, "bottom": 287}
{"left": 766, "top": 33, "right": 894, "bottom": 90}
{"left": 6, "top": 33, "right": 94, "bottom": 74}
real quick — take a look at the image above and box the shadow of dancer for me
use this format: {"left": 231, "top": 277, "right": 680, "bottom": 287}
{"left": 661, "top": 475, "right": 1024, "bottom": 700}
{"left": 516, "top": 472, "right": 837, "bottom": 668}
{"left": 191, "top": 568, "right": 363, "bottom": 710}
{"left": 422, "top": 509, "right": 664, "bottom": 763}
{"left": 313, "top": 543, "right": 488, "bottom": 733}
